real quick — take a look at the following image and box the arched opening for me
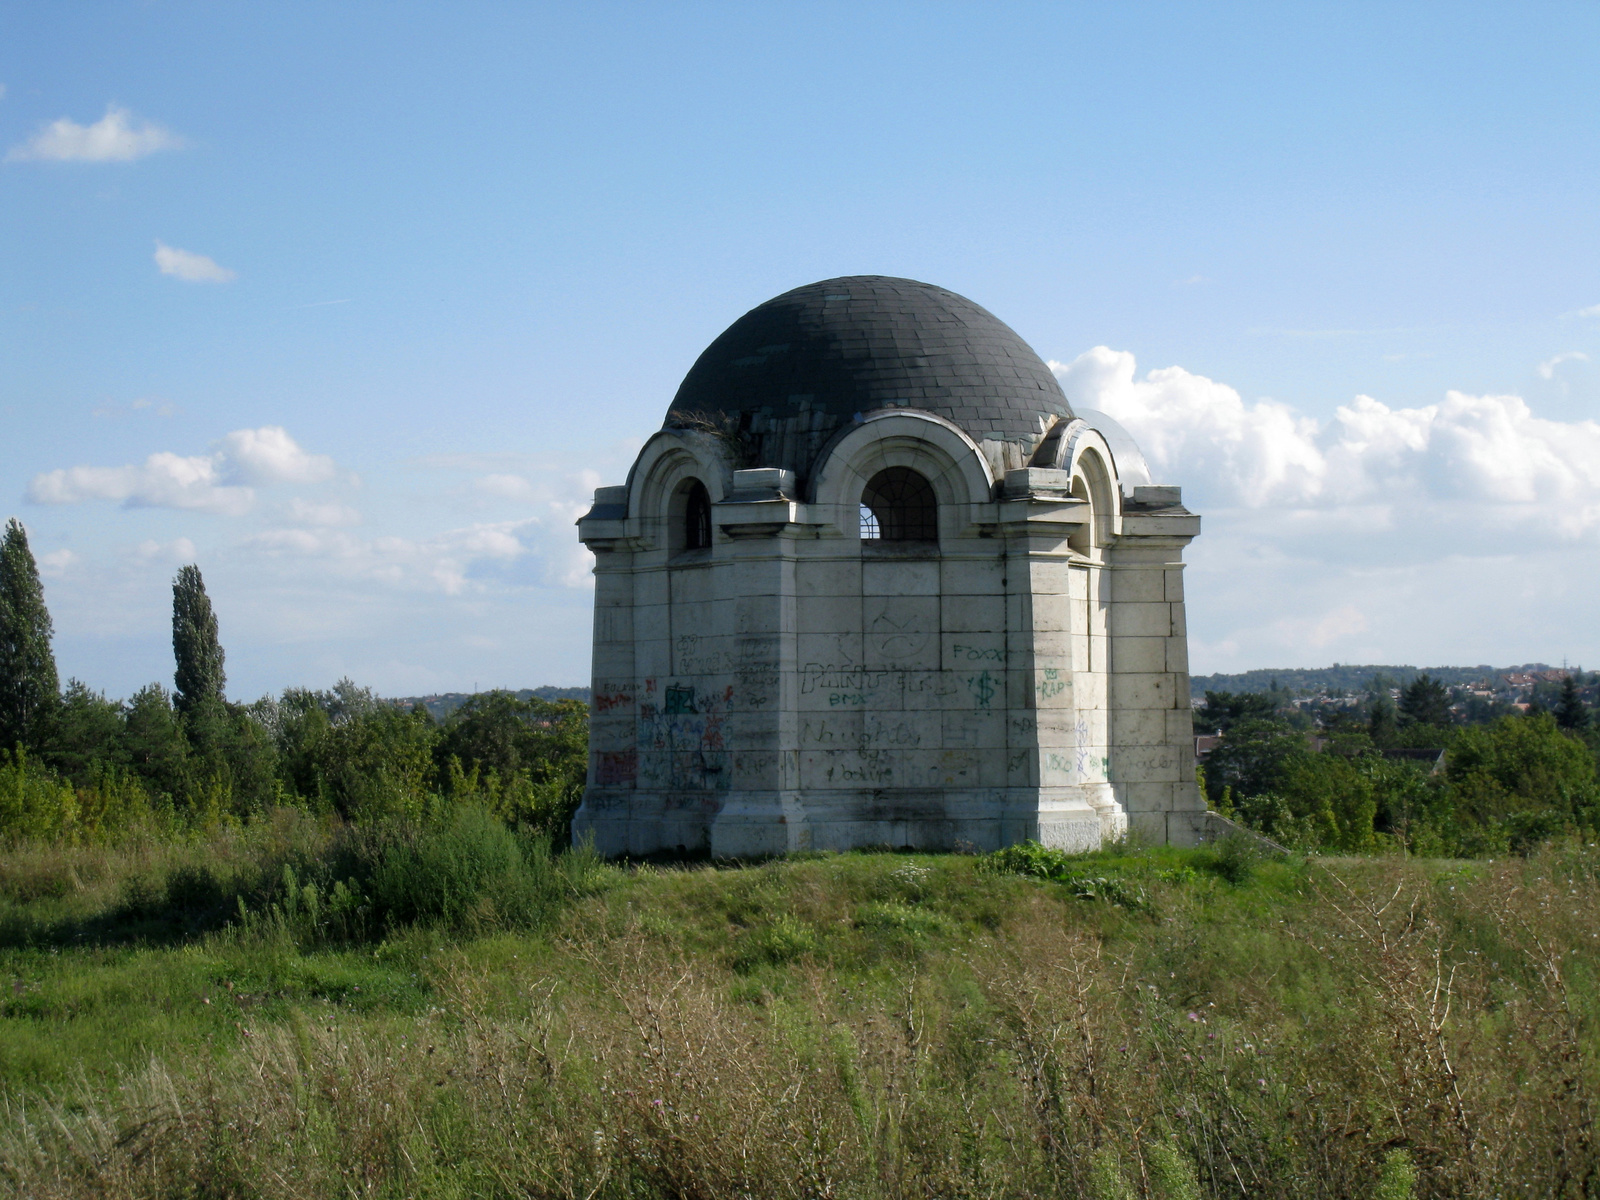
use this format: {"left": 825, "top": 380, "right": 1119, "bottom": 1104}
{"left": 669, "top": 477, "right": 713, "bottom": 556}
{"left": 1068, "top": 475, "right": 1092, "bottom": 557}
{"left": 684, "top": 480, "right": 712, "bottom": 550}
{"left": 859, "top": 467, "right": 938, "bottom": 543}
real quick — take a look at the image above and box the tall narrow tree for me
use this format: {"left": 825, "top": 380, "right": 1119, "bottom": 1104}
{"left": 0, "top": 519, "right": 59, "bottom": 749}
{"left": 172, "top": 565, "right": 226, "bottom": 716}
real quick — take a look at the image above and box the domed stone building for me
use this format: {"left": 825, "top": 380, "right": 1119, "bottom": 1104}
{"left": 573, "top": 276, "right": 1204, "bottom": 856}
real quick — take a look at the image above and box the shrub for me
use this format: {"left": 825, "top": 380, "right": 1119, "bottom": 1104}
{"left": 975, "top": 841, "right": 1176, "bottom": 911}
{"left": 367, "top": 805, "right": 571, "bottom": 932}
{"left": 0, "top": 751, "right": 77, "bottom": 844}
{"left": 1374, "top": 1148, "right": 1417, "bottom": 1200}
{"left": 732, "top": 913, "right": 817, "bottom": 971}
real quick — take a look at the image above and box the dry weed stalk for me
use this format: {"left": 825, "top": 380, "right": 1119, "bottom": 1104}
{"left": 1310, "top": 864, "right": 1479, "bottom": 1191}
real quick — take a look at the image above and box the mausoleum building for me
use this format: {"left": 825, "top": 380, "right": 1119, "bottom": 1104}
{"left": 573, "top": 276, "right": 1204, "bottom": 856}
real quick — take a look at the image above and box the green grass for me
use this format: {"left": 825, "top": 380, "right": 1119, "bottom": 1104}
{"left": 2, "top": 831, "right": 1597, "bottom": 1197}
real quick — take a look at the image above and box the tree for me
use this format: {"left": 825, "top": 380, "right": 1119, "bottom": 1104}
{"left": 0, "top": 518, "right": 59, "bottom": 750}
{"left": 1445, "top": 713, "right": 1600, "bottom": 850}
{"left": 172, "top": 565, "right": 226, "bottom": 717}
{"left": 122, "top": 683, "right": 194, "bottom": 804}
{"left": 41, "top": 679, "right": 127, "bottom": 785}
{"left": 1195, "top": 690, "right": 1279, "bottom": 734}
{"left": 437, "top": 691, "right": 589, "bottom": 837}
{"left": 1398, "top": 673, "right": 1452, "bottom": 728}
{"left": 1201, "top": 717, "right": 1307, "bottom": 806}
{"left": 1367, "top": 688, "right": 1399, "bottom": 747}
{"left": 1554, "top": 674, "right": 1590, "bottom": 731}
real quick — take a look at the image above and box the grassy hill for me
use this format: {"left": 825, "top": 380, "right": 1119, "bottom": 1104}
{"left": 2, "top": 821, "right": 1596, "bottom": 1197}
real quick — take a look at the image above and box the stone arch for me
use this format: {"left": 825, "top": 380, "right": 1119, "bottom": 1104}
{"left": 1047, "top": 424, "right": 1122, "bottom": 548}
{"left": 809, "top": 410, "right": 995, "bottom": 542}
{"left": 623, "top": 431, "right": 732, "bottom": 554}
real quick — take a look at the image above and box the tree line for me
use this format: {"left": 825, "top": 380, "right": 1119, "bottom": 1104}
{"left": 1197, "top": 674, "right": 1600, "bottom": 856}
{"left": 0, "top": 519, "right": 587, "bottom": 844}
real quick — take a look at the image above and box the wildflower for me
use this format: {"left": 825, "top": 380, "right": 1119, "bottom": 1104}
{"left": 1186, "top": 1012, "right": 1200, "bottom": 1022}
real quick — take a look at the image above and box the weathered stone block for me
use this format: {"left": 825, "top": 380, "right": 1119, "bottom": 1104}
{"left": 1108, "top": 602, "right": 1172, "bottom": 638}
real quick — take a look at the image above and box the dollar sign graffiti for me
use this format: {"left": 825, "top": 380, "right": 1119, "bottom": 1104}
{"left": 967, "top": 671, "right": 997, "bottom": 710}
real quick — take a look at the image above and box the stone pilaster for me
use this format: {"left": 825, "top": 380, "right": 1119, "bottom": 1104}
{"left": 1106, "top": 486, "right": 1204, "bottom": 846}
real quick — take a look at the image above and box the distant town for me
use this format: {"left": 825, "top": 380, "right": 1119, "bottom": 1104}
{"left": 1189, "top": 662, "right": 1593, "bottom": 726}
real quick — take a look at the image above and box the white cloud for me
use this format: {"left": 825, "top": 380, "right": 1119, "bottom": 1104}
{"left": 1051, "top": 346, "right": 1600, "bottom": 534}
{"left": 154, "top": 241, "right": 235, "bottom": 284}
{"left": 28, "top": 426, "right": 335, "bottom": 515}
{"left": 1576, "top": 304, "right": 1600, "bottom": 319}
{"left": 218, "top": 426, "right": 333, "bottom": 484}
{"left": 37, "top": 549, "right": 78, "bottom": 578}
{"left": 7, "top": 104, "right": 184, "bottom": 163}
{"left": 29, "top": 452, "right": 254, "bottom": 515}
{"left": 1536, "top": 351, "right": 1589, "bottom": 379}
{"left": 1051, "top": 347, "right": 1600, "bottom": 672}
{"left": 247, "top": 520, "right": 537, "bottom": 596}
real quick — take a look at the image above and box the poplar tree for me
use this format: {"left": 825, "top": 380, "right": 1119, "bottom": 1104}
{"left": 172, "top": 565, "right": 226, "bottom": 717}
{"left": 0, "top": 518, "right": 59, "bottom": 750}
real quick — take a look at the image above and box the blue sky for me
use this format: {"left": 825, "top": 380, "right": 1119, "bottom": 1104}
{"left": 3, "top": 2, "right": 1599, "bottom": 700}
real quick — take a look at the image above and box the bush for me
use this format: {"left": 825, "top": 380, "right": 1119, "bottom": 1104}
{"left": 975, "top": 840, "right": 1189, "bottom": 911}
{"left": 1206, "top": 832, "right": 1260, "bottom": 885}
{"left": 0, "top": 751, "right": 78, "bottom": 843}
{"left": 367, "top": 805, "right": 576, "bottom": 933}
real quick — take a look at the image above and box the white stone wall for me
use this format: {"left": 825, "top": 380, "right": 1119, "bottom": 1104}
{"left": 573, "top": 413, "right": 1202, "bottom": 856}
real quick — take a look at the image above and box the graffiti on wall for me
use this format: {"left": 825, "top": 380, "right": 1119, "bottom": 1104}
{"left": 637, "top": 678, "right": 733, "bottom": 792}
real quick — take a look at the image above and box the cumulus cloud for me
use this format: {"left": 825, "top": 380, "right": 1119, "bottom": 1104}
{"left": 154, "top": 242, "right": 235, "bottom": 283}
{"left": 247, "top": 520, "right": 537, "bottom": 595}
{"left": 7, "top": 105, "right": 184, "bottom": 163}
{"left": 1051, "top": 347, "right": 1600, "bottom": 537}
{"left": 29, "top": 452, "right": 254, "bottom": 515}
{"left": 218, "top": 427, "right": 333, "bottom": 485}
{"left": 28, "top": 427, "right": 334, "bottom": 515}
{"left": 1050, "top": 347, "right": 1600, "bottom": 671}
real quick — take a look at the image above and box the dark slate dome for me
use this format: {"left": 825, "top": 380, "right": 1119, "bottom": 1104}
{"left": 666, "top": 276, "right": 1072, "bottom": 480}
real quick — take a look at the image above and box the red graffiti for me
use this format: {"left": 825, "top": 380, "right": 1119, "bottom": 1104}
{"left": 596, "top": 750, "right": 638, "bottom": 785}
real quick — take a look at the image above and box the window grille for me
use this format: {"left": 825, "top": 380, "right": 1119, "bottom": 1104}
{"left": 859, "top": 467, "right": 937, "bottom": 542}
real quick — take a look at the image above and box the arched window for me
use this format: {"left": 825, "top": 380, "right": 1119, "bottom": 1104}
{"left": 683, "top": 480, "right": 712, "bottom": 550}
{"left": 859, "top": 467, "right": 937, "bottom": 542}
